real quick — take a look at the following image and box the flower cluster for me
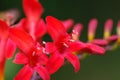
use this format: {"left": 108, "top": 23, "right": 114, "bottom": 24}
{"left": 1, "top": 0, "right": 119, "bottom": 80}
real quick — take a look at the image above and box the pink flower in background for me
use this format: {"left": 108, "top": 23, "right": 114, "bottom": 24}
{"left": 104, "top": 19, "right": 113, "bottom": 39}
{"left": 88, "top": 18, "right": 98, "bottom": 42}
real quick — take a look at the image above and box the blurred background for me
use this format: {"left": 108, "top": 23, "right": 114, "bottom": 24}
{"left": 0, "top": 0, "right": 120, "bottom": 80}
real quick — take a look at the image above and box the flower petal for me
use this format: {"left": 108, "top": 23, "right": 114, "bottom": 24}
{"left": 5, "top": 39, "right": 16, "bottom": 59}
{"left": 35, "top": 66, "right": 50, "bottom": 80}
{"left": 15, "top": 18, "right": 28, "bottom": 31}
{"left": 68, "top": 41, "right": 85, "bottom": 52}
{"left": 35, "top": 19, "right": 47, "bottom": 39}
{"left": 92, "top": 39, "right": 108, "bottom": 47}
{"left": 0, "top": 20, "right": 9, "bottom": 61}
{"left": 13, "top": 52, "right": 28, "bottom": 64}
{"left": 62, "top": 19, "right": 74, "bottom": 30}
{"left": 46, "top": 54, "right": 64, "bottom": 74}
{"left": 64, "top": 52, "right": 80, "bottom": 73}
{"left": 23, "top": 0, "right": 43, "bottom": 22}
{"left": 45, "top": 42, "right": 56, "bottom": 53}
{"left": 72, "top": 23, "right": 83, "bottom": 40}
{"left": 84, "top": 43, "right": 105, "bottom": 55}
{"left": 107, "top": 35, "right": 118, "bottom": 43}
{"left": 0, "top": 19, "right": 9, "bottom": 39}
{"left": 9, "top": 28, "right": 35, "bottom": 54}
{"left": 14, "top": 65, "right": 33, "bottom": 80}
{"left": 46, "top": 16, "right": 66, "bottom": 41}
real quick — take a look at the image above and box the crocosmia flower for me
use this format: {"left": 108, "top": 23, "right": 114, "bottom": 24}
{"left": 45, "top": 16, "right": 85, "bottom": 74}
{"left": 9, "top": 28, "right": 50, "bottom": 80}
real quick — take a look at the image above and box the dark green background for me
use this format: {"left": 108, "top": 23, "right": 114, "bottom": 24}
{"left": 0, "top": 0, "right": 120, "bottom": 80}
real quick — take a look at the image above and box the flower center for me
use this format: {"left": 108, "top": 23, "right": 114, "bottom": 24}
{"left": 57, "top": 42, "right": 69, "bottom": 53}
{"left": 29, "top": 52, "right": 39, "bottom": 67}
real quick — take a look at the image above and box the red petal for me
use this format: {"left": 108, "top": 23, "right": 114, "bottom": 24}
{"left": 46, "top": 54, "right": 64, "bottom": 74}
{"left": 64, "top": 52, "right": 80, "bottom": 73}
{"left": 9, "top": 28, "right": 35, "bottom": 54}
{"left": 92, "top": 39, "right": 108, "bottom": 47}
{"left": 0, "top": 20, "right": 9, "bottom": 61}
{"left": 85, "top": 43, "right": 105, "bottom": 55}
{"left": 15, "top": 18, "right": 28, "bottom": 31}
{"left": 5, "top": 39, "right": 16, "bottom": 59}
{"left": 13, "top": 52, "right": 28, "bottom": 64}
{"left": 107, "top": 35, "right": 118, "bottom": 43}
{"left": 46, "top": 16, "right": 66, "bottom": 41}
{"left": 62, "top": 19, "right": 74, "bottom": 30}
{"left": 0, "top": 39, "right": 7, "bottom": 62}
{"left": 37, "top": 53, "right": 49, "bottom": 65}
{"left": 0, "top": 19, "right": 9, "bottom": 39}
{"left": 14, "top": 65, "right": 33, "bottom": 80}
{"left": 35, "top": 66, "right": 50, "bottom": 80}
{"left": 45, "top": 42, "right": 56, "bottom": 53}
{"left": 23, "top": 0, "right": 43, "bottom": 22}
{"left": 72, "top": 23, "right": 83, "bottom": 40}
{"left": 35, "top": 19, "right": 47, "bottom": 38}
{"left": 68, "top": 41, "right": 85, "bottom": 52}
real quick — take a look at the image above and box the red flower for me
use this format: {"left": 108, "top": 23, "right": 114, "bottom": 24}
{"left": 45, "top": 16, "right": 85, "bottom": 74}
{"left": 9, "top": 28, "right": 50, "bottom": 80}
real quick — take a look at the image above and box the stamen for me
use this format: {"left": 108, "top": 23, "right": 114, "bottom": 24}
{"left": 72, "top": 30, "right": 79, "bottom": 35}
{"left": 37, "top": 47, "right": 40, "bottom": 50}
{"left": 32, "top": 51, "right": 36, "bottom": 56}
{"left": 42, "top": 41, "right": 46, "bottom": 44}
{"left": 42, "top": 48, "right": 46, "bottom": 53}
{"left": 69, "top": 39, "right": 75, "bottom": 42}
{"left": 63, "top": 43, "right": 69, "bottom": 48}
